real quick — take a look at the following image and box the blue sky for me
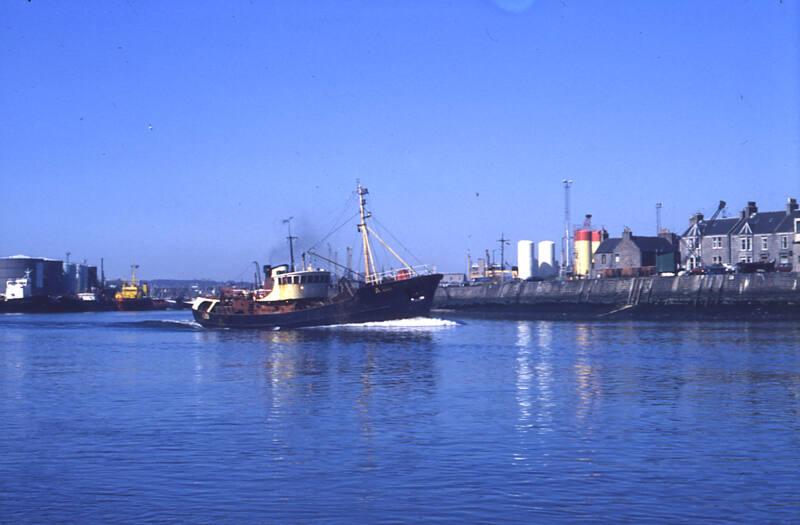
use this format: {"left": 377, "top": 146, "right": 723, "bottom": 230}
{"left": 1, "top": 0, "right": 798, "bottom": 279}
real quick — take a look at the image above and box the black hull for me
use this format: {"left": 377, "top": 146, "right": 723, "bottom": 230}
{"left": 0, "top": 296, "right": 116, "bottom": 314}
{"left": 115, "top": 298, "right": 169, "bottom": 311}
{"left": 193, "top": 274, "right": 443, "bottom": 329}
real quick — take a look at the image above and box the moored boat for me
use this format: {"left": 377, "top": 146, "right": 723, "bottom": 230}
{"left": 114, "top": 265, "right": 168, "bottom": 311}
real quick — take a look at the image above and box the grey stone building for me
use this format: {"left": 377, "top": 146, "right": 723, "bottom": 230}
{"left": 592, "top": 229, "right": 678, "bottom": 278}
{"left": 681, "top": 199, "right": 800, "bottom": 271}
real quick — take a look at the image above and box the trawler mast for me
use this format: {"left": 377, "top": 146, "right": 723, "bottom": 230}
{"left": 356, "top": 182, "right": 415, "bottom": 284}
{"left": 357, "top": 183, "right": 378, "bottom": 283}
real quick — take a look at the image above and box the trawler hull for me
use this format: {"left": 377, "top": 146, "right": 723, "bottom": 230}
{"left": 192, "top": 274, "right": 442, "bottom": 329}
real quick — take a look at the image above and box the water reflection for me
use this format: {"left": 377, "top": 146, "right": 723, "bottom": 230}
{"left": 514, "top": 322, "right": 533, "bottom": 432}
{"left": 534, "top": 322, "right": 555, "bottom": 434}
{"left": 573, "top": 323, "right": 602, "bottom": 422}
{"left": 253, "top": 329, "right": 438, "bottom": 443}
{"left": 515, "top": 321, "right": 555, "bottom": 436}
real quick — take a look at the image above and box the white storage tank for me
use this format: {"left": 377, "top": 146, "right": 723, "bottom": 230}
{"left": 517, "top": 240, "right": 536, "bottom": 280}
{"left": 538, "top": 240, "right": 556, "bottom": 277}
{"left": 63, "top": 263, "right": 77, "bottom": 294}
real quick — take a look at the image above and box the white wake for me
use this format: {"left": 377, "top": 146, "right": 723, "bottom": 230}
{"left": 315, "top": 317, "right": 459, "bottom": 330}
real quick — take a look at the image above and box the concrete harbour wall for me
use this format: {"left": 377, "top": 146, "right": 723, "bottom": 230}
{"left": 434, "top": 273, "right": 800, "bottom": 320}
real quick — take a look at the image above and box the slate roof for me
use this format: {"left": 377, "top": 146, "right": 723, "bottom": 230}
{"left": 681, "top": 217, "right": 742, "bottom": 237}
{"left": 594, "top": 238, "right": 620, "bottom": 254}
{"left": 739, "top": 211, "right": 792, "bottom": 234}
{"left": 776, "top": 210, "right": 800, "bottom": 233}
{"left": 594, "top": 236, "right": 674, "bottom": 254}
{"left": 683, "top": 208, "right": 800, "bottom": 237}
{"left": 704, "top": 217, "right": 742, "bottom": 236}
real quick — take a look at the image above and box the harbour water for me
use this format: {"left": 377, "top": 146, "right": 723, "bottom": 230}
{"left": 1, "top": 312, "right": 799, "bottom": 523}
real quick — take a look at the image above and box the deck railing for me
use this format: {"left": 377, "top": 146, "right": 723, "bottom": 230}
{"left": 364, "top": 265, "right": 433, "bottom": 285}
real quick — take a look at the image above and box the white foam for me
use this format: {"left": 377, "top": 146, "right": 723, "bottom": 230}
{"left": 315, "top": 317, "right": 459, "bottom": 330}
{"left": 160, "top": 319, "right": 204, "bottom": 329}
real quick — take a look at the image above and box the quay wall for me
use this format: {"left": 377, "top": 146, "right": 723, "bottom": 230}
{"left": 433, "top": 273, "right": 800, "bottom": 319}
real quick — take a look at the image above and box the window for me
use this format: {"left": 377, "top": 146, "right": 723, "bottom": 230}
{"left": 740, "top": 236, "right": 751, "bottom": 251}
{"left": 761, "top": 236, "right": 768, "bottom": 251}
{"left": 601, "top": 254, "right": 607, "bottom": 264}
{"left": 614, "top": 254, "right": 620, "bottom": 264}
{"left": 781, "top": 236, "right": 789, "bottom": 250}
{"left": 687, "top": 238, "right": 695, "bottom": 249}
{"left": 780, "top": 255, "right": 789, "bottom": 265}
{"left": 712, "top": 256, "right": 722, "bottom": 264}
{"left": 712, "top": 237, "right": 722, "bottom": 249}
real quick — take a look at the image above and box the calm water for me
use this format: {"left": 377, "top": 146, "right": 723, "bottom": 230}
{"left": 1, "top": 311, "right": 799, "bottom": 523}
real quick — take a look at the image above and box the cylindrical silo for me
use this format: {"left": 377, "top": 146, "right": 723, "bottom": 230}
{"left": 63, "top": 263, "right": 77, "bottom": 295}
{"left": 574, "top": 229, "right": 591, "bottom": 277}
{"left": 1, "top": 256, "right": 44, "bottom": 296}
{"left": 537, "top": 241, "right": 556, "bottom": 278}
{"left": 517, "top": 240, "right": 536, "bottom": 280}
{"left": 1, "top": 256, "right": 66, "bottom": 296}
{"left": 77, "top": 264, "right": 89, "bottom": 293}
{"left": 40, "top": 258, "right": 65, "bottom": 295}
{"left": 87, "top": 266, "right": 99, "bottom": 290}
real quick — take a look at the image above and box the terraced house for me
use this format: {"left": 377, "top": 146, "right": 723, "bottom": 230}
{"left": 681, "top": 198, "right": 800, "bottom": 271}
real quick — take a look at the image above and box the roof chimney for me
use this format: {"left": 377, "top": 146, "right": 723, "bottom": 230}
{"left": 787, "top": 197, "right": 798, "bottom": 214}
{"left": 690, "top": 212, "right": 704, "bottom": 225}
{"left": 622, "top": 227, "right": 633, "bottom": 241}
{"left": 744, "top": 201, "right": 758, "bottom": 218}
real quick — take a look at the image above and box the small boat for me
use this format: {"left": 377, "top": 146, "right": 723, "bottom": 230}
{"left": 192, "top": 184, "right": 442, "bottom": 329}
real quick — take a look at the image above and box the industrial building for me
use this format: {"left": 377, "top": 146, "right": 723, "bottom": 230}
{"left": 592, "top": 229, "right": 679, "bottom": 278}
{"left": 681, "top": 198, "right": 800, "bottom": 271}
{"left": 0, "top": 255, "right": 99, "bottom": 297}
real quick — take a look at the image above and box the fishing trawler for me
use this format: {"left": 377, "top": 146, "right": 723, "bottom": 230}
{"left": 192, "top": 184, "right": 442, "bottom": 329}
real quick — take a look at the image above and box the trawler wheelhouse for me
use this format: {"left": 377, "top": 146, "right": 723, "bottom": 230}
{"left": 260, "top": 267, "right": 333, "bottom": 302}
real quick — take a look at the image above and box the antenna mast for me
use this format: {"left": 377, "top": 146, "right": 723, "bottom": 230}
{"left": 497, "top": 233, "right": 510, "bottom": 282}
{"left": 561, "top": 179, "right": 573, "bottom": 279}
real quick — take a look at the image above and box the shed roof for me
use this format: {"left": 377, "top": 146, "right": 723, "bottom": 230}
{"left": 630, "top": 236, "right": 674, "bottom": 253}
